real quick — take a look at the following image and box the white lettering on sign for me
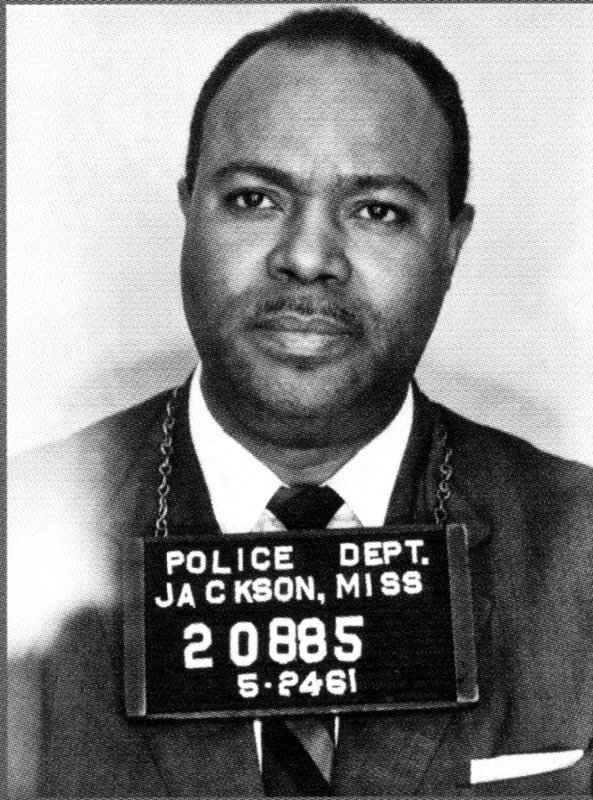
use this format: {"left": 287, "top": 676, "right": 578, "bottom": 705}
{"left": 340, "top": 543, "right": 359, "bottom": 566}
{"left": 403, "top": 570, "right": 423, "bottom": 594}
{"left": 334, "top": 616, "right": 364, "bottom": 661}
{"left": 336, "top": 570, "right": 424, "bottom": 599}
{"left": 405, "top": 540, "right": 424, "bottom": 564}
{"left": 252, "top": 577, "right": 273, "bottom": 602}
{"left": 335, "top": 572, "right": 374, "bottom": 599}
{"left": 339, "top": 540, "right": 420, "bottom": 567}
{"left": 205, "top": 579, "right": 226, "bottom": 604}
{"left": 229, "top": 621, "right": 259, "bottom": 667}
{"left": 166, "top": 550, "right": 184, "bottom": 575}
{"left": 233, "top": 576, "right": 316, "bottom": 604}
{"left": 364, "top": 541, "right": 382, "bottom": 566}
{"left": 380, "top": 572, "right": 400, "bottom": 596}
{"left": 155, "top": 569, "right": 424, "bottom": 608}
{"left": 237, "top": 673, "right": 258, "bottom": 698}
{"left": 165, "top": 545, "right": 295, "bottom": 576}
{"left": 336, "top": 572, "right": 360, "bottom": 599}
{"left": 181, "top": 616, "right": 365, "bottom": 670}
{"left": 177, "top": 582, "right": 196, "bottom": 608}
{"left": 275, "top": 577, "right": 294, "bottom": 602}
{"left": 252, "top": 547, "right": 270, "bottom": 571}
{"left": 271, "top": 668, "right": 357, "bottom": 699}
{"left": 270, "top": 618, "right": 297, "bottom": 664}
{"left": 183, "top": 622, "right": 213, "bottom": 668}
{"left": 383, "top": 541, "right": 403, "bottom": 563}
{"left": 187, "top": 551, "right": 206, "bottom": 574}
{"left": 378, "top": 570, "right": 424, "bottom": 595}
{"left": 298, "top": 618, "right": 328, "bottom": 663}
{"left": 275, "top": 546, "right": 294, "bottom": 570}
{"left": 155, "top": 583, "right": 173, "bottom": 607}
{"left": 212, "top": 551, "right": 231, "bottom": 574}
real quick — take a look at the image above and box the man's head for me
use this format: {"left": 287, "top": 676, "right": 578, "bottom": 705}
{"left": 179, "top": 7, "right": 474, "bottom": 448}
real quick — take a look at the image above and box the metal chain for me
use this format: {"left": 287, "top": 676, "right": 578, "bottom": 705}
{"left": 154, "top": 387, "right": 453, "bottom": 533}
{"left": 433, "top": 425, "right": 453, "bottom": 526}
{"left": 154, "top": 387, "right": 179, "bottom": 537}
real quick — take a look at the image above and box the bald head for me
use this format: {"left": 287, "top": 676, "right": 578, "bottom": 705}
{"left": 184, "top": 7, "right": 470, "bottom": 220}
{"left": 199, "top": 42, "right": 452, "bottom": 214}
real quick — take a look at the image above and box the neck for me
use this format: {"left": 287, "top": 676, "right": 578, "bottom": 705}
{"left": 200, "top": 376, "right": 409, "bottom": 485}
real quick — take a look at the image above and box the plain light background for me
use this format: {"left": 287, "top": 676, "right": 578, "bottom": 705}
{"left": 8, "top": 3, "right": 593, "bottom": 464}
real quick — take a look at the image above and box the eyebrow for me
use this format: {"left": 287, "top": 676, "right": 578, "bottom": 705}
{"left": 212, "top": 160, "right": 430, "bottom": 203}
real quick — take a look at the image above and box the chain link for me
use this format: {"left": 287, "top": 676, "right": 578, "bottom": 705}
{"left": 154, "top": 387, "right": 179, "bottom": 537}
{"left": 433, "top": 425, "right": 453, "bottom": 526}
{"left": 154, "top": 388, "right": 453, "bottom": 533}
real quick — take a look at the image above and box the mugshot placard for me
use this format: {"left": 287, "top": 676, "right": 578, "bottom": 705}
{"left": 124, "top": 523, "right": 477, "bottom": 719}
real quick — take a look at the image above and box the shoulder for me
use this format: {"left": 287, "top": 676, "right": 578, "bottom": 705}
{"left": 412, "top": 387, "right": 593, "bottom": 521}
{"left": 433, "top": 398, "right": 593, "bottom": 596}
{"left": 10, "top": 389, "right": 172, "bottom": 494}
{"left": 416, "top": 389, "right": 592, "bottom": 572}
{"left": 9, "top": 390, "right": 176, "bottom": 656}
{"left": 12, "top": 388, "right": 172, "bottom": 470}
{"left": 440, "top": 402, "right": 593, "bottom": 538}
{"left": 441, "top": 403, "right": 593, "bottom": 499}
{"left": 9, "top": 387, "right": 175, "bottom": 561}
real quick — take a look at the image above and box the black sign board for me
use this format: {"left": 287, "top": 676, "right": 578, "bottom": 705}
{"left": 124, "top": 524, "right": 477, "bottom": 719}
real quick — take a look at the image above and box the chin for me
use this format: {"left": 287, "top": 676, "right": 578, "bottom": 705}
{"left": 203, "top": 337, "right": 411, "bottom": 435}
{"left": 254, "top": 369, "right": 350, "bottom": 418}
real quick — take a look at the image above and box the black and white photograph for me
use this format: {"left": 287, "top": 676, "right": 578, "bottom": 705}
{"left": 7, "top": 3, "right": 593, "bottom": 797}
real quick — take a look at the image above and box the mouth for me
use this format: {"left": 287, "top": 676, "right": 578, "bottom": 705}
{"left": 253, "top": 311, "right": 356, "bottom": 337}
{"left": 249, "top": 311, "right": 358, "bottom": 360}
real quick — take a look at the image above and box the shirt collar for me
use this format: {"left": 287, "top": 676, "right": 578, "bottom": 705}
{"left": 326, "top": 385, "right": 413, "bottom": 527}
{"left": 188, "top": 367, "right": 413, "bottom": 533}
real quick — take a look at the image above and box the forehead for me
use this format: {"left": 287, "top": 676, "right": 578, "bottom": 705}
{"left": 199, "top": 42, "right": 452, "bottom": 191}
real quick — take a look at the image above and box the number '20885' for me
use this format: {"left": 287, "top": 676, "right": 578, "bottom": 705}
{"left": 183, "top": 615, "right": 364, "bottom": 669}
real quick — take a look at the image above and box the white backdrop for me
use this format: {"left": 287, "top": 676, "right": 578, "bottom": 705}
{"left": 8, "top": 3, "right": 593, "bottom": 464}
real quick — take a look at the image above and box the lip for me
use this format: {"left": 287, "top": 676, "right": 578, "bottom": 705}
{"left": 252, "top": 312, "right": 355, "bottom": 337}
{"left": 249, "top": 313, "right": 357, "bottom": 360}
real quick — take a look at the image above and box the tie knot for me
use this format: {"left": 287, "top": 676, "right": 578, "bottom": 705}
{"left": 267, "top": 484, "right": 344, "bottom": 530}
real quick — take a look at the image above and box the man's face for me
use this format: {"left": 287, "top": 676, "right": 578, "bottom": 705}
{"left": 180, "top": 43, "right": 472, "bottom": 444}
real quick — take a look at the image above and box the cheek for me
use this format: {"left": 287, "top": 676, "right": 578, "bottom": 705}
{"left": 349, "top": 239, "right": 448, "bottom": 321}
{"left": 182, "top": 216, "right": 268, "bottom": 299}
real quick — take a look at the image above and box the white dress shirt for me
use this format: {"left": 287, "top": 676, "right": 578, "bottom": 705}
{"left": 189, "top": 370, "right": 413, "bottom": 534}
{"left": 187, "top": 368, "right": 414, "bottom": 768}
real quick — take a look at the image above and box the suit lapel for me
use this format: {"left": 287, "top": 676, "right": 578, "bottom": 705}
{"left": 122, "top": 379, "right": 222, "bottom": 540}
{"left": 334, "top": 711, "right": 467, "bottom": 796}
{"left": 143, "top": 719, "right": 263, "bottom": 796}
{"left": 114, "top": 381, "right": 264, "bottom": 795}
{"left": 335, "top": 387, "right": 494, "bottom": 795}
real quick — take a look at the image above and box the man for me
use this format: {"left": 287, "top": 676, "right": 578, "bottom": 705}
{"left": 8, "top": 7, "right": 593, "bottom": 797}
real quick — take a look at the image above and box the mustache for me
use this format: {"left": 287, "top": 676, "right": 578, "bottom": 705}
{"left": 252, "top": 295, "right": 363, "bottom": 333}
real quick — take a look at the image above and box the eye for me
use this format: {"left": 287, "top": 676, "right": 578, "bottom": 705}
{"left": 227, "top": 191, "right": 276, "bottom": 211}
{"left": 356, "top": 202, "right": 410, "bottom": 225}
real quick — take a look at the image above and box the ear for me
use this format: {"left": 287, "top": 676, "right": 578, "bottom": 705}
{"left": 177, "top": 178, "right": 192, "bottom": 221}
{"left": 444, "top": 203, "right": 474, "bottom": 286}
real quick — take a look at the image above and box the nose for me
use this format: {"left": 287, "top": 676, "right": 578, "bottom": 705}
{"left": 266, "top": 202, "right": 351, "bottom": 285}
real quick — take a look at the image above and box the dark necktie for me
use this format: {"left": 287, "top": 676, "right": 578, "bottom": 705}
{"left": 262, "top": 484, "right": 344, "bottom": 797}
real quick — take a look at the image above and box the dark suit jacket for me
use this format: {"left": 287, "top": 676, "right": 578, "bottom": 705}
{"left": 8, "top": 382, "right": 593, "bottom": 797}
